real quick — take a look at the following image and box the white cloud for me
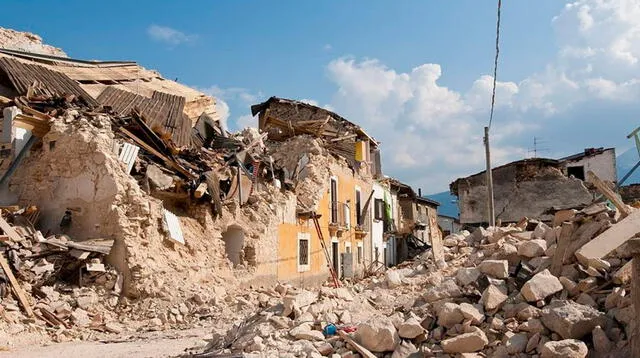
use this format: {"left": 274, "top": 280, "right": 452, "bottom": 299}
{"left": 323, "top": 44, "right": 333, "bottom": 51}
{"left": 325, "top": 0, "right": 640, "bottom": 192}
{"left": 147, "top": 25, "right": 196, "bottom": 45}
{"left": 236, "top": 114, "right": 257, "bottom": 129}
{"left": 215, "top": 98, "right": 230, "bottom": 132}
{"left": 199, "top": 86, "right": 264, "bottom": 132}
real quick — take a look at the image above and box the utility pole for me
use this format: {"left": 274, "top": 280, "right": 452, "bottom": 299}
{"left": 484, "top": 126, "right": 495, "bottom": 227}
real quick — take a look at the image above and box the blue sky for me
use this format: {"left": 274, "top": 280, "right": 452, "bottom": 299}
{"left": 4, "top": 0, "right": 640, "bottom": 193}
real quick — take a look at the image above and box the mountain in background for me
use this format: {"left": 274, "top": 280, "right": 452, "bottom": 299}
{"left": 427, "top": 191, "right": 458, "bottom": 218}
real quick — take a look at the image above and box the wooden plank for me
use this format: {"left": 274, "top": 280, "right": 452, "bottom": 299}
{"left": 119, "top": 127, "right": 195, "bottom": 179}
{"left": 66, "top": 239, "right": 114, "bottom": 255}
{"left": 575, "top": 209, "right": 640, "bottom": 266}
{"left": 337, "top": 330, "right": 376, "bottom": 358}
{"left": 0, "top": 253, "right": 33, "bottom": 317}
{"left": 551, "top": 221, "right": 575, "bottom": 276}
{"left": 0, "top": 215, "right": 24, "bottom": 242}
{"left": 587, "top": 170, "right": 631, "bottom": 218}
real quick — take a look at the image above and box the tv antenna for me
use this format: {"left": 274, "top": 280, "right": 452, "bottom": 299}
{"left": 528, "top": 137, "right": 549, "bottom": 158}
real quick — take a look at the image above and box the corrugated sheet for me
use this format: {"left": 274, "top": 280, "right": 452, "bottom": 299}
{"left": 118, "top": 143, "right": 140, "bottom": 174}
{"left": 0, "top": 57, "right": 99, "bottom": 107}
{"left": 163, "top": 209, "right": 185, "bottom": 245}
{"left": 97, "top": 87, "right": 192, "bottom": 147}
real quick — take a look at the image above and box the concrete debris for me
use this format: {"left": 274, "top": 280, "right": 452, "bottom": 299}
{"left": 478, "top": 259, "right": 509, "bottom": 278}
{"left": 355, "top": 316, "right": 400, "bottom": 352}
{"left": 540, "top": 339, "right": 588, "bottom": 358}
{"left": 540, "top": 300, "right": 607, "bottom": 339}
{"left": 441, "top": 327, "right": 488, "bottom": 353}
{"left": 521, "top": 269, "right": 563, "bottom": 302}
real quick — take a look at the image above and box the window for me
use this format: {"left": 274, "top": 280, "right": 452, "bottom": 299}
{"left": 567, "top": 166, "right": 585, "bottom": 181}
{"left": 355, "top": 189, "right": 362, "bottom": 226}
{"left": 357, "top": 245, "right": 363, "bottom": 264}
{"left": 330, "top": 178, "right": 338, "bottom": 224}
{"left": 374, "top": 198, "right": 384, "bottom": 221}
{"left": 297, "top": 233, "right": 310, "bottom": 272}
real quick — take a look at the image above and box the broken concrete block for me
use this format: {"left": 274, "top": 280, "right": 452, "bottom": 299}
{"left": 282, "top": 290, "right": 317, "bottom": 317}
{"left": 612, "top": 260, "right": 632, "bottom": 285}
{"left": 458, "top": 303, "right": 484, "bottom": 324}
{"left": 521, "top": 269, "right": 563, "bottom": 302}
{"left": 423, "top": 279, "right": 461, "bottom": 303}
{"left": 540, "top": 339, "right": 588, "bottom": 358}
{"left": 478, "top": 260, "right": 509, "bottom": 278}
{"left": 437, "top": 302, "right": 464, "bottom": 328}
{"left": 386, "top": 270, "right": 402, "bottom": 288}
{"left": 604, "top": 287, "right": 625, "bottom": 310}
{"left": 540, "top": 300, "right": 606, "bottom": 339}
{"left": 518, "top": 239, "right": 547, "bottom": 258}
{"left": 592, "top": 325, "right": 613, "bottom": 353}
{"left": 441, "top": 327, "right": 488, "bottom": 354}
{"left": 533, "top": 222, "right": 551, "bottom": 240}
{"left": 289, "top": 326, "right": 325, "bottom": 341}
{"left": 558, "top": 276, "right": 577, "bottom": 294}
{"left": 575, "top": 293, "right": 597, "bottom": 308}
{"left": 526, "top": 332, "right": 541, "bottom": 353}
{"left": 481, "top": 285, "right": 507, "bottom": 311}
{"left": 356, "top": 316, "right": 400, "bottom": 352}
{"left": 398, "top": 317, "right": 425, "bottom": 339}
{"left": 505, "top": 333, "right": 528, "bottom": 355}
{"left": 146, "top": 164, "right": 174, "bottom": 190}
{"left": 456, "top": 267, "right": 481, "bottom": 286}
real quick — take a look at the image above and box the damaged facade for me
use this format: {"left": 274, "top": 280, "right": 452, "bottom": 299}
{"left": 450, "top": 153, "right": 617, "bottom": 225}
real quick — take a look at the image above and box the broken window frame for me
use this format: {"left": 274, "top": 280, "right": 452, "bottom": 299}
{"left": 357, "top": 244, "right": 363, "bottom": 264}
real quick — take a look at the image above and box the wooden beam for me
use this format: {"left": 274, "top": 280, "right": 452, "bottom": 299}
{"left": 576, "top": 209, "right": 640, "bottom": 266}
{"left": 119, "top": 127, "right": 195, "bottom": 179}
{"left": 550, "top": 221, "right": 575, "bottom": 276}
{"left": 587, "top": 170, "right": 630, "bottom": 218}
{"left": 0, "top": 253, "right": 33, "bottom": 317}
{"left": 337, "top": 330, "right": 376, "bottom": 358}
{"left": 0, "top": 215, "right": 24, "bottom": 242}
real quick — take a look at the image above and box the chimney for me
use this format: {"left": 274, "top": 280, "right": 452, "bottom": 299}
{"left": 418, "top": 188, "right": 422, "bottom": 197}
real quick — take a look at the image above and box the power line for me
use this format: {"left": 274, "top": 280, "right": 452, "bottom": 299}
{"left": 488, "top": 0, "right": 502, "bottom": 129}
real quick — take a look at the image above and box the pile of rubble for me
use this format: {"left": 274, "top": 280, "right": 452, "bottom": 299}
{"left": 196, "top": 201, "right": 634, "bottom": 357}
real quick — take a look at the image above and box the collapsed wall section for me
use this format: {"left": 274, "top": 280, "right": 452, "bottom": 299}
{"left": 454, "top": 160, "right": 593, "bottom": 224}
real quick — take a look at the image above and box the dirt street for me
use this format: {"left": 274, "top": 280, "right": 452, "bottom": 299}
{"left": 0, "top": 327, "right": 210, "bottom": 358}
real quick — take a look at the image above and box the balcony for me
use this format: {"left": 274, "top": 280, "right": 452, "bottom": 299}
{"left": 329, "top": 201, "right": 350, "bottom": 232}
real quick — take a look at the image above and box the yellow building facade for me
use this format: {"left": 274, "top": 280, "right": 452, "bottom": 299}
{"left": 276, "top": 164, "right": 374, "bottom": 286}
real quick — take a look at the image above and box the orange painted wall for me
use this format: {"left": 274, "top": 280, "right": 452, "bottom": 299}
{"left": 276, "top": 165, "right": 373, "bottom": 286}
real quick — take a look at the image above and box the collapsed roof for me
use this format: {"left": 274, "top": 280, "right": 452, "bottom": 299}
{"left": 0, "top": 48, "right": 221, "bottom": 148}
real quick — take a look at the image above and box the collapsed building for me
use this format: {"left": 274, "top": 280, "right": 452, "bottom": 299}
{"left": 0, "top": 31, "right": 422, "bottom": 336}
{"left": 450, "top": 148, "right": 617, "bottom": 226}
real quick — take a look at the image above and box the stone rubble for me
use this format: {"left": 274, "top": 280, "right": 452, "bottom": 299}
{"left": 194, "top": 205, "right": 635, "bottom": 357}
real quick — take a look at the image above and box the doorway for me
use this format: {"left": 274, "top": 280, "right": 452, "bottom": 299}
{"left": 332, "top": 241, "right": 339, "bottom": 277}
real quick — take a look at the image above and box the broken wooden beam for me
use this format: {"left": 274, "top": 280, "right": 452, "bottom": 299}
{"left": 587, "top": 170, "right": 630, "bottom": 218}
{"left": 0, "top": 252, "right": 33, "bottom": 317}
{"left": 0, "top": 215, "right": 24, "bottom": 242}
{"left": 550, "top": 221, "right": 575, "bottom": 276}
{"left": 337, "top": 330, "right": 376, "bottom": 358}
{"left": 575, "top": 209, "right": 640, "bottom": 267}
